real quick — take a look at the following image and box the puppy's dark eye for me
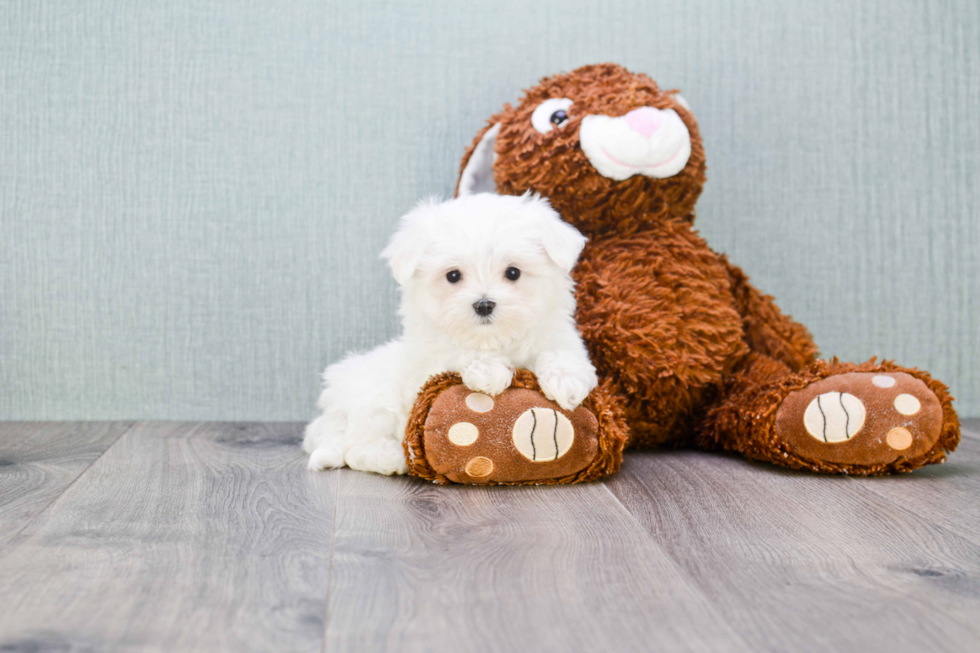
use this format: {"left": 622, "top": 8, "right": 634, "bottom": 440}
{"left": 505, "top": 267, "right": 521, "bottom": 281}
{"left": 446, "top": 270, "right": 462, "bottom": 284}
{"left": 549, "top": 110, "right": 568, "bottom": 126}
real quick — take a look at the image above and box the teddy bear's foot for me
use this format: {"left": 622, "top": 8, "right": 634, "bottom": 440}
{"left": 774, "top": 372, "right": 945, "bottom": 469}
{"left": 420, "top": 385, "right": 599, "bottom": 484}
{"left": 404, "top": 371, "right": 628, "bottom": 485}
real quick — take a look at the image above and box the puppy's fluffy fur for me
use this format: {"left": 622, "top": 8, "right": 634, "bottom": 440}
{"left": 303, "top": 193, "right": 598, "bottom": 475}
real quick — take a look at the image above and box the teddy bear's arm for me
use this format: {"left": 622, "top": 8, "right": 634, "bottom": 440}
{"left": 573, "top": 227, "right": 750, "bottom": 395}
{"left": 721, "top": 257, "right": 818, "bottom": 373}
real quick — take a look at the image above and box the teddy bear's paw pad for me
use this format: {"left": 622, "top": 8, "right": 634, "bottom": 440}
{"left": 422, "top": 385, "right": 599, "bottom": 484}
{"left": 802, "top": 392, "right": 866, "bottom": 443}
{"left": 774, "top": 372, "right": 943, "bottom": 466}
{"left": 512, "top": 408, "right": 575, "bottom": 461}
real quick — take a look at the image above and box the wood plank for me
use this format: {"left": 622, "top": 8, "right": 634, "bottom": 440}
{"left": 0, "top": 422, "right": 336, "bottom": 653}
{"left": 963, "top": 418, "right": 980, "bottom": 434}
{"left": 844, "top": 418, "right": 980, "bottom": 545}
{"left": 0, "top": 421, "right": 133, "bottom": 550}
{"left": 607, "top": 448, "right": 980, "bottom": 652}
{"left": 324, "top": 469, "right": 750, "bottom": 653}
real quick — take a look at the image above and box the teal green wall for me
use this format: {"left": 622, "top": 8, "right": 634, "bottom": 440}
{"left": 2, "top": 0, "right": 978, "bottom": 419}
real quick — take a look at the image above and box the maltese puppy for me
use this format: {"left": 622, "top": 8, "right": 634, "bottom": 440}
{"left": 302, "top": 193, "right": 598, "bottom": 475}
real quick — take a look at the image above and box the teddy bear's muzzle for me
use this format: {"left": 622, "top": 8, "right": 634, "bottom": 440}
{"left": 579, "top": 106, "right": 692, "bottom": 181}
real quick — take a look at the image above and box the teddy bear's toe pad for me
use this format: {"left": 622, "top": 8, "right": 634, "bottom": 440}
{"left": 422, "top": 386, "right": 599, "bottom": 484}
{"left": 774, "top": 372, "right": 943, "bottom": 466}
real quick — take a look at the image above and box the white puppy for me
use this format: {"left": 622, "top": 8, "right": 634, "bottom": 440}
{"left": 302, "top": 193, "right": 598, "bottom": 475}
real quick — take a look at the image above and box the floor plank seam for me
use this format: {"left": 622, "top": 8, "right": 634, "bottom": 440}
{"left": 321, "top": 471, "right": 340, "bottom": 653}
{"left": 843, "top": 473, "right": 980, "bottom": 549}
{"left": 597, "top": 479, "right": 756, "bottom": 651}
{"left": 0, "top": 421, "right": 137, "bottom": 554}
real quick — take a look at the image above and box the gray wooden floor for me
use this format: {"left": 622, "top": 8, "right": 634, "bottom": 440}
{"left": 1, "top": 421, "right": 979, "bottom": 653}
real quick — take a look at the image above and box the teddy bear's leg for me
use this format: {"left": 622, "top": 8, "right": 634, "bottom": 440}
{"left": 403, "top": 371, "right": 629, "bottom": 485}
{"left": 697, "top": 353, "right": 960, "bottom": 474}
{"left": 723, "top": 260, "right": 820, "bottom": 372}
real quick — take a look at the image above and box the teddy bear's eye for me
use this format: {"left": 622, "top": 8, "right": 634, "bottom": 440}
{"left": 531, "top": 98, "right": 574, "bottom": 134}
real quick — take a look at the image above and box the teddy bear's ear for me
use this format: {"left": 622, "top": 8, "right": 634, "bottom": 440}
{"left": 668, "top": 91, "right": 691, "bottom": 112}
{"left": 526, "top": 195, "right": 587, "bottom": 273}
{"left": 380, "top": 199, "right": 437, "bottom": 285}
{"left": 457, "top": 123, "right": 500, "bottom": 197}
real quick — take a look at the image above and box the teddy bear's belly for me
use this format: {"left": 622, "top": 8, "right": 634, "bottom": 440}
{"left": 574, "top": 227, "right": 750, "bottom": 448}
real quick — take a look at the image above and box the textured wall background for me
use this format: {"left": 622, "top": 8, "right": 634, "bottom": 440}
{"left": 1, "top": 0, "right": 978, "bottom": 420}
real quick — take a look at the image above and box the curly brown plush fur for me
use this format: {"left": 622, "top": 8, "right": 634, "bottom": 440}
{"left": 436, "top": 62, "right": 959, "bottom": 476}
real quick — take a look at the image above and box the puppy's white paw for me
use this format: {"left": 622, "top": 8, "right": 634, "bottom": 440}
{"left": 538, "top": 372, "right": 592, "bottom": 411}
{"left": 307, "top": 445, "right": 346, "bottom": 471}
{"left": 345, "top": 439, "right": 409, "bottom": 476}
{"left": 536, "top": 351, "right": 598, "bottom": 410}
{"left": 462, "top": 358, "right": 514, "bottom": 396}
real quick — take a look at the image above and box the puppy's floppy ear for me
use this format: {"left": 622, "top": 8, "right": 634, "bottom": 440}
{"left": 526, "top": 194, "right": 587, "bottom": 273}
{"left": 381, "top": 199, "right": 437, "bottom": 285}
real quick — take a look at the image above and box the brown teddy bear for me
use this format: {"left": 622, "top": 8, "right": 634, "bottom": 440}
{"left": 404, "top": 63, "right": 959, "bottom": 485}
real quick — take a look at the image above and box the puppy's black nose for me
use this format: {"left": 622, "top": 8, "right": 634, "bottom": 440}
{"left": 473, "top": 298, "right": 495, "bottom": 317}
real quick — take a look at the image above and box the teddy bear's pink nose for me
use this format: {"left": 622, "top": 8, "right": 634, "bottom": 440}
{"left": 623, "top": 107, "right": 664, "bottom": 139}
